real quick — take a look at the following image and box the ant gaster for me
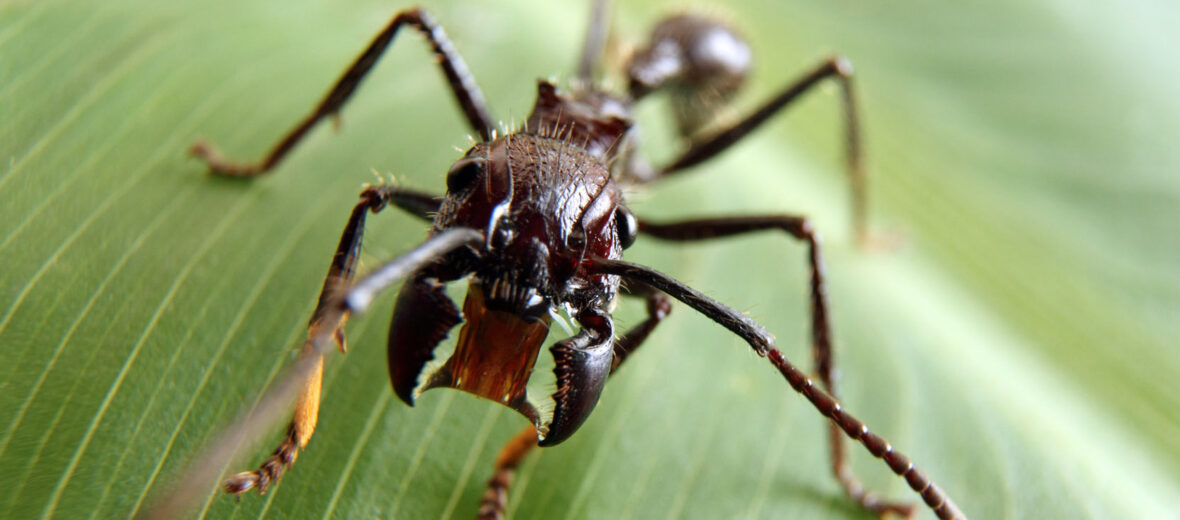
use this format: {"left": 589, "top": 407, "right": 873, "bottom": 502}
{"left": 185, "top": 2, "right": 964, "bottom": 519}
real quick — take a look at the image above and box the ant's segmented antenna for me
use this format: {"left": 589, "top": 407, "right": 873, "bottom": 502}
{"left": 590, "top": 257, "right": 965, "bottom": 519}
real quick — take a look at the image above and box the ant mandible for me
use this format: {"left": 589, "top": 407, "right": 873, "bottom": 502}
{"left": 185, "top": 1, "right": 964, "bottom": 518}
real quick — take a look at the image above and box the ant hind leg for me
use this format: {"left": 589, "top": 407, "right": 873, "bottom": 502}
{"left": 653, "top": 57, "right": 869, "bottom": 245}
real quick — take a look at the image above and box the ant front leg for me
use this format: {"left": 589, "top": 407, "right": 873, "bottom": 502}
{"left": 655, "top": 57, "right": 869, "bottom": 245}
{"left": 191, "top": 8, "right": 495, "bottom": 177}
{"left": 610, "top": 285, "right": 673, "bottom": 373}
{"left": 638, "top": 215, "right": 913, "bottom": 518}
{"left": 382, "top": 186, "right": 441, "bottom": 223}
{"left": 223, "top": 186, "right": 390, "bottom": 494}
{"left": 144, "top": 226, "right": 481, "bottom": 520}
{"left": 476, "top": 288, "right": 671, "bottom": 520}
{"left": 224, "top": 184, "right": 442, "bottom": 494}
{"left": 588, "top": 258, "right": 965, "bottom": 520}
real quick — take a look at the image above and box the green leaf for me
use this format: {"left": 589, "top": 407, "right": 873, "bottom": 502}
{"left": 2, "top": 0, "right": 1178, "bottom": 519}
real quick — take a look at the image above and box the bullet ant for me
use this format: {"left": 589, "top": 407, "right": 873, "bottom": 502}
{"left": 182, "top": 2, "right": 965, "bottom": 518}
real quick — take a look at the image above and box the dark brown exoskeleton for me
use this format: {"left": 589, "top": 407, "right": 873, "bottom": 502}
{"left": 185, "top": 2, "right": 964, "bottom": 519}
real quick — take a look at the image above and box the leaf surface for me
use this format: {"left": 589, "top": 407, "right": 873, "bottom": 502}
{"left": 1, "top": 1, "right": 1178, "bottom": 518}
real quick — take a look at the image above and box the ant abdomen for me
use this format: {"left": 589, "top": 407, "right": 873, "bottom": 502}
{"left": 627, "top": 14, "right": 751, "bottom": 138}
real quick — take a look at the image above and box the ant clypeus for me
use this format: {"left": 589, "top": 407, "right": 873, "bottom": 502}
{"left": 175, "top": 1, "right": 965, "bottom": 518}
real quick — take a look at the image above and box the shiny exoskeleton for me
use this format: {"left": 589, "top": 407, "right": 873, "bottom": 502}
{"left": 387, "top": 84, "right": 634, "bottom": 446}
{"left": 180, "top": 3, "right": 964, "bottom": 519}
{"left": 628, "top": 14, "right": 751, "bottom": 139}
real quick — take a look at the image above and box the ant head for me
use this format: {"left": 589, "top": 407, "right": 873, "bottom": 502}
{"left": 414, "top": 128, "right": 633, "bottom": 438}
{"left": 434, "top": 131, "right": 628, "bottom": 316}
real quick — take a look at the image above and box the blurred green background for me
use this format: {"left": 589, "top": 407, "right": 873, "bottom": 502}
{"left": 2, "top": 0, "right": 1179, "bottom": 518}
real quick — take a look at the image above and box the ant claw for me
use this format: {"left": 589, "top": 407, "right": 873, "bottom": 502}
{"left": 223, "top": 472, "right": 258, "bottom": 495}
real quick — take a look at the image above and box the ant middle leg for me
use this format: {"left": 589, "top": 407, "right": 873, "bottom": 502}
{"left": 638, "top": 214, "right": 913, "bottom": 517}
{"left": 475, "top": 287, "right": 671, "bottom": 520}
{"left": 192, "top": 8, "right": 495, "bottom": 177}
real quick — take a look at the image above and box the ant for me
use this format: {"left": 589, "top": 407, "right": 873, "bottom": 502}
{"left": 181, "top": 1, "right": 964, "bottom": 518}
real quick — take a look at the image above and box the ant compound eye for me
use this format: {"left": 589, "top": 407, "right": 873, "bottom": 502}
{"left": 445, "top": 158, "right": 483, "bottom": 194}
{"left": 490, "top": 218, "right": 516, "bottom": 250}
{"left": 615, "top": 206, "right": 639, "bottom": 249}
{"left": 566, "top": 227, "right": 587, "bottom": 253}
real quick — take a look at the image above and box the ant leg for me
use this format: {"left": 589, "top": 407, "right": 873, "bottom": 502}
{"left": 589, "top": 257, "right": 965, "bottom": 520}
{"left": 575, "top": 0, "right": 613, "bottom": 85}
{"left": 655, "top": 57, "right": 867, "bottom": 243}
{"left": 224, "top": 186, "right": 390, "bottom": 494}
{"left": 192, "top": 8, "right": 495, "bottom": 177}
{"left": 476, "top": 288, "right": 671, "bottom": 520}
{"left": 477, "top": 425, "right": 536, "bottom": 520}
{"left": 385, "top": 187, "right": 440, "bottom": 222}
{"left": 611, "top": 285, "right": 672, "bottom": 373}
{"left": 143, "top": 221, "right": 480, "bottom": 519}
{"left": 636, "top": 215, "right": 914, "bottom": 518}
{"left": 342, "top": 227, "right": 482, "bottom": 315}
{"left": 224, "top": 186, "right": 460, "bottom": 495}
